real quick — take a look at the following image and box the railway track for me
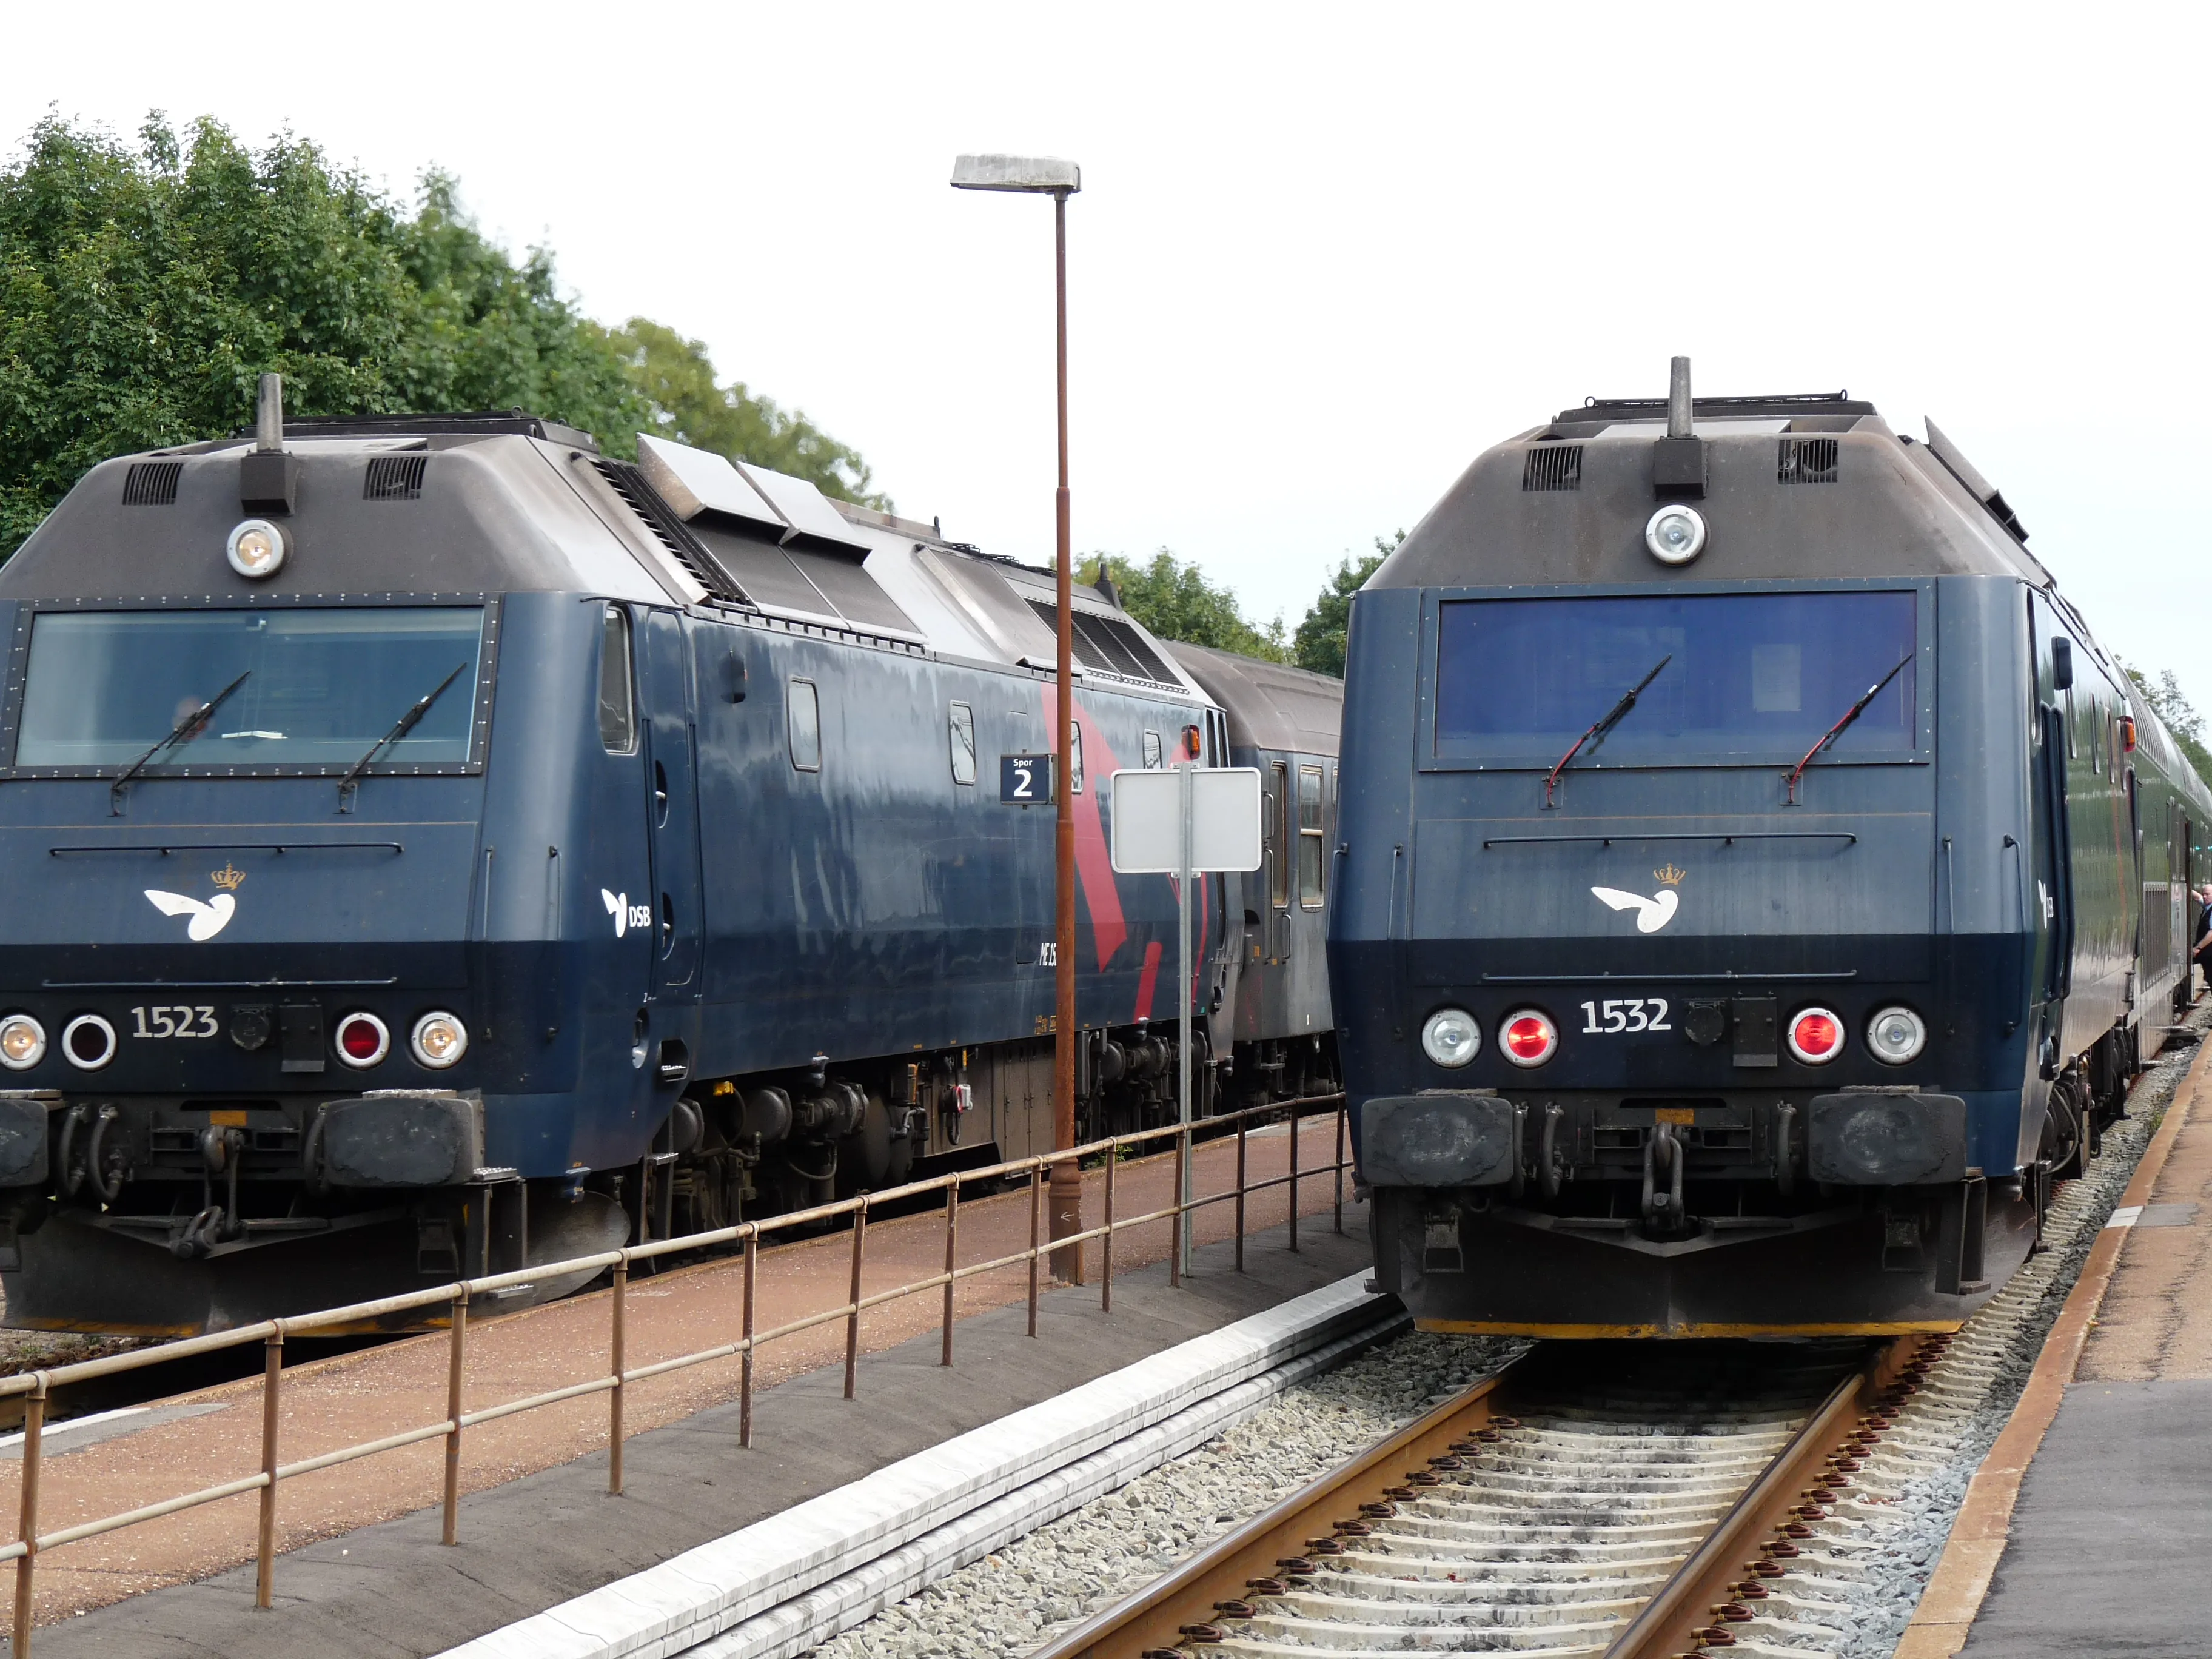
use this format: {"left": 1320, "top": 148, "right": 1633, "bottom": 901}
{"left": 1036, "top": 1334, "right": 1932, "bottom": 1659}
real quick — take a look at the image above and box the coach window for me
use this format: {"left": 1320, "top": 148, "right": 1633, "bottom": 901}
{"left": 788, "top": 678, "right": 821, "bottom": 773}
{"left": 1269, "top": 762, "right": 1290, "bottom": 908}
{"left": 1298, "top": 765, "right": 1325, "bottom": 907}
{"left": 1143, "top": 730, "right": 1163, "bottom": 769}
{"left": 948, "top": 701, "right": 977, "bottom": 785}
{"left": 598, "top": 605, "right": 637, "bottom": 754}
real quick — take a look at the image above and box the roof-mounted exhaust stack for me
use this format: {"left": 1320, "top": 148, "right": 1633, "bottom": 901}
{"left": 240, "top": 372, "right": 300, "bottom": 514}
{"left": 1652, "top": 355, "right": 1706, "bottom": 500}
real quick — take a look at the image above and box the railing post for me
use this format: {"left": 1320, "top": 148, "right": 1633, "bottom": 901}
{"left": 941, "top": 1175, "right": 959, "bottom": 1367}
{"left": 1235, "top": 1117, "right": 1248, "bottom": 1274}
{"left": 1027, "top": 1161, "right": 1042, "bottom": 1338}
{"left": 609, "top": 1255, "right": 627, "bottom": 1496}
{"left": 1333, "top": 1101, "right": 1346, "bottom": 1235}
{"left": 443, "top": 1286, "right": 468, "bottom": 1546}
{"left": 844, "top": 1196, "right": 867, "bottom": 1400}
{"left": 14, "top": 1375, "right": 45, "bottom": 1658}
{"left": 1288, "top": 1104, "right": 1301, "bottom": 1253}
{"left": 739, "top": 1225, "right": 757, "bottom": 1448}
{"left": 255, "top": 1326, "right": 283, "bottom": 1608}
{"left": 1169, "top": 1130, "right": 1185, "bottom": 1289}
{"left": 1101, "top": 1139, "right": 1116, "bottom": 1313}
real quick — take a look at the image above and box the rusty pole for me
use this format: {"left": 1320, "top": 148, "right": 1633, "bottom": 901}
{"left": 739, "top": 1227, "right": 757, "bottom": 1449}
{"left": 443, "top": 1289, "right": 468, "bottom": 1546}
{"left": 255, "top": 1328, "right": 283, "bottom": 1607}
{"left": 1047, "top": 183, "right": 1084, "bottom": 1285}
{"left": 608, "top": 1257, "right": 626, "bottom": 1496}
{"left": 13, "top": 1377, "right": 44, "bottom": 1657}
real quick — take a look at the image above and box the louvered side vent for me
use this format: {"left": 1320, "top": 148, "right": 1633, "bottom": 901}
{"left": 1024, "top": 599, "right": 1179, "bottom": 685}
{"left": 121, "top": 461, "right": 182, "bottom": 506}
{"left": 363, "top": 454, "right": 427, "bottom": 500}
{"left": 1778, "top": 437, "right": 1840, "bottom": 484}
{"left": 591, "top": 460, "right": 748, "bottom": 603}
{"left": 1521, "top": 445, "right": 1582, "bottom": 491}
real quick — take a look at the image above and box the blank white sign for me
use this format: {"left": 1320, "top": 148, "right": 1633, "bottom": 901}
{"left": 1109, "top": 767, "right": 1263, "bottom": 874}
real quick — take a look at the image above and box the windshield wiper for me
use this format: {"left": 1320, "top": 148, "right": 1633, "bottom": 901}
{"left": 337, "top": 663, "right": 469, "bottom": 813}
{"left": 109, "top": 671, "right": 252, "bottom": 816}
{"left": 1785, "top": 652, "right": 1914, "bottom": 804}
{"left": 1544, "top": 654, "right": 1671, "bottom": 807}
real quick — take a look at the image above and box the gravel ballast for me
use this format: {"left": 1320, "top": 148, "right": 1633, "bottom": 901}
{"left": 803, "top": 1329, "right": 1526, "bottom": 1659}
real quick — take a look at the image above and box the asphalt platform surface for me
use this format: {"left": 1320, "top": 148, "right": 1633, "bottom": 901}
{"left": 1962, "top": 1078, "right": 2212, "bottom": 1656}
{"left": 21, "top": 1201, "right": 1374, "bottom": 1659}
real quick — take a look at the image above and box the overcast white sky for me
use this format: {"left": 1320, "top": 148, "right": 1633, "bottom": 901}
{"left": 9, "top": 4, "right": 2208, "bottom": 700}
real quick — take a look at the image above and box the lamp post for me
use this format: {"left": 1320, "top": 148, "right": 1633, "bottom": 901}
{"left": 951, "top": 153, "right": 1085, "bottom": 1282}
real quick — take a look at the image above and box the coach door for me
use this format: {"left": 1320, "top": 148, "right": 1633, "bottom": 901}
{"left": 1263, "top": 761, "right": 1291, "bottom": 964}
{"left": 637, "top": 609, "right": 703, "bottom": 1001}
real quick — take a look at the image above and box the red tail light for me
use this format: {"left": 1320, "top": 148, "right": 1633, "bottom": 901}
{"left": 1500, "top": 1009, "right": 1558, "bottom": 1068}
{"left": 335, "top": 1011, "right": 390, "bottom": 1068}
{"left": 1787, "top": 1007, "right": 1843, "bottom": 1065}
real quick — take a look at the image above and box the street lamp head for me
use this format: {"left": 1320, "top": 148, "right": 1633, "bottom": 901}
{"left": 950, "top": 153, "right": 1081, "bottom": 195}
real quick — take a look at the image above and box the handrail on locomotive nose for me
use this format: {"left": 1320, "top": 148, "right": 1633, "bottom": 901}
{"left": 1543, "top": 653, "right": 1671, "bottom": 808}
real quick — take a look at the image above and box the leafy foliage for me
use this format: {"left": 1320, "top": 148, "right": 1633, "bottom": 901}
{"left": 0, "top": 114, "right": 882, "bottom": 558}
{"left": 1084, "top": 550, "right": 1287, "bottom": 663}
{"left": 2128, "top": 666, "right": 2212, "bottom": 789}
{"left": 1292, "top": 531, "right": 1402, "bottom": 677}
{"left": 612, "top": 319, "right": 886, "bottom": 509}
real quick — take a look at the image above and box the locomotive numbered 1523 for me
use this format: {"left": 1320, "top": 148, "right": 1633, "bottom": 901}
{"left": 1334, "top": 362, "right": 2210, "bottom": 1337}
{"left": 0, "top": 383, "right": 1334, "bottom": 1334}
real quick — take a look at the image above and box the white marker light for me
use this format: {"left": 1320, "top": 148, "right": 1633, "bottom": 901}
{"left": 1644, "top": 504, "right": 1707, "bottom": 565}
{"left": 1420, "top": 1007, "right": 1481, "bottom": 1068}
{"left": 226, "top": 518, "right": 289, "bottom": 579}
{"left": 0, "top": 1014, "right": 46, "bottom": 1071}
{"left": 1866, "top": 1005, "right": 1928, "bottom": 1065}
{"left": 410, "top": 1011, "right": 469, "bottom": 1070}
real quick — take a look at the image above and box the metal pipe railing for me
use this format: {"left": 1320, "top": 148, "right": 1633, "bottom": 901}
{"left": 0, "top": 1092, "right": 1350, "bottom": 1651}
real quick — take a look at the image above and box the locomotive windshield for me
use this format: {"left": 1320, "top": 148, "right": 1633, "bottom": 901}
{"left": 12, "top": 606, "right": 485, "bottom": 769}
{"left": 1434, "top": 591, "right": 1916, "bottom": 762}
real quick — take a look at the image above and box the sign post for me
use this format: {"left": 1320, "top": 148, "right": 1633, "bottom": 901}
{"left": 1110, "top": 765, "right": 1261, "bottom": 1270}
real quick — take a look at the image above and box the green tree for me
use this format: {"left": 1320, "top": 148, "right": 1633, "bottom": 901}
{"left": 0, "top": 115, "right": 883, "bottom": 558}
{"left": 2128, "top": 666, "right": 2212, "bottom": 789}
{"left": 612, "top": 319, "right": 886, "bottom": 509}
{"left": 1084, "top": 549, "right": 1287, "bottom": 662}
{"left": 1292, "top": 531, "right": 1403, "bottom": 677}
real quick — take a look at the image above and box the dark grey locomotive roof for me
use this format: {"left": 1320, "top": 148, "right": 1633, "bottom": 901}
{"left": 0, "top": 424, "right": 1204, "bottom": 701}
{"left": 1171, "top": 642, "right": 1343, "bottom": 758}
{"left": 1372, "top": 393, "right": 2056, "bottom": 593}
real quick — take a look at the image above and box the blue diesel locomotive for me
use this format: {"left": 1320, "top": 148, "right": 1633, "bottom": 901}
{"left": 1333, "top": 364, "right": 2210, "bottom": 1336}
{"left": 0, "top": 386, "right": 1335, "bottom": 1334}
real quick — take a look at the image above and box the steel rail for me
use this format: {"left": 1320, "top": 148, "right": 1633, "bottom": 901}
{"left": 1032, "top": 1335, "right": 1931, "bottom": 1659}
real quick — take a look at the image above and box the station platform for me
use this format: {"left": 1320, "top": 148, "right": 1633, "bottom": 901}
{"left": 7, "top": 1115, "right": 1368, "bottom": 1658}
{"left": 1906, "top": 1035, "right": 2212, "bottom": 1658}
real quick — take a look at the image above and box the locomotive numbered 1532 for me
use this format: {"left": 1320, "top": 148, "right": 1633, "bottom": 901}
{"left": 1333, "top": 363, "right": 2210, "bottom": 1337}
{"left": 0, "top": 384, "right": 1333, "bottom": 1335}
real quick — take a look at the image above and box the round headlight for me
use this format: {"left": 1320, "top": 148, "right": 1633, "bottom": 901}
{"left": 410, "top": 1011, "right": 469, "bottom": 1070}
{"left": 335, "top": 1011, "right": 390, "bottom": 1068}
{"left": 1787, "top": 1006, "right": 1844, "bottom": 1065}
{"left": 0, "top": 1014, "right": 47, "bottom": 1071}
{"left": 1420, "top": 1007, "right": 1481, "bottom": 1068}
{"left": 226, "top": 518, "right": 290, "bottom": 580}
{"left": 1866, "top": 1005, "right": 1928, "bottom": 1066}
{"left": 61, "top": 1014, "right": 116, "bottom": 1071}
{"left": 1644, "top": 504, "right": 1707, "bottom": 565}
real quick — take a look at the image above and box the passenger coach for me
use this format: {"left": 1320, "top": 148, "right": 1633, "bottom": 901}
{"left": 1333, "top": 364, "right": 2210, "bottom": 1336}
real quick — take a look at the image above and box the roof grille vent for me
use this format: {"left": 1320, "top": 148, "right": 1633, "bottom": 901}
{"left": 1778, "top": 437, "right": 1839, "bottom": 484}
{"left": 121, "top": 461, "right": 182, "bottom": 506}
{"left": 1024, "top": 598, "right": 1180, "bottom": 685}
{"left": 363, "top": 454, "right": 428, "bottom": 500}
{"left": 1521, "top": 446, "right": 1582, "bottom": 492}
{"left": 591, "top": 459, "right": 749, "bottom": 604}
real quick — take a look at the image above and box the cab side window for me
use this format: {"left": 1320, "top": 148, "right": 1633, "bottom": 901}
{"left": 598, "top": 605, "right": 637, "bottom": 754}
{"left": 948, "top": 701, "right": 977, "bottom": 785}
{"left": 788, "top": 678, "right": 821, "bottom": 773}
{"left": 1142, "top": 730, "right": 1163, "bottom": 769}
